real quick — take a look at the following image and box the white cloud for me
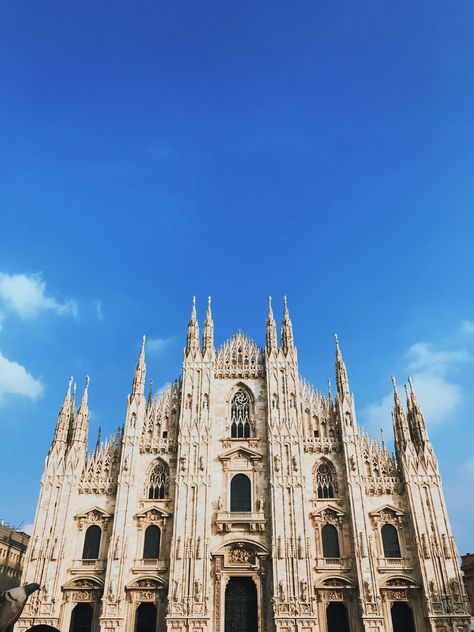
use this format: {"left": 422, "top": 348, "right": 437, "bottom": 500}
{"left": 147, "top": 336, "right": 174, "bottom": 355}
{"left": 461, "top": 320, "right": 474, "bottom": 335}
{"left": 0, "top": 351, "right": 44, "bottom": 402}
{"left": 95, "top": 300, "right": 104, "bottom": 321}
{"left": 363, "top": 336, "right": 471, "bottom": 430}
{"left": 0, "top": 272, "right": 78, "bottom": 320}
{"left": 406, "top": 342, "right": 471, "bottom": 376}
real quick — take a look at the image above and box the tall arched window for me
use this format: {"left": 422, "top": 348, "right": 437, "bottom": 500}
{"left": 230, "top": 474, "right": 251, "bottom": 512}
{"left": 316, "top": 462, "right": 336, "bottom": 498}
{"left": 82, "top": 525, "right": 101, "bottom": 560}
{"left": 381, "top": 523, "right": 401, "bottom": 558}
{"left": 148, "top": 461, "right": 168, "bottom": 499}
{"left": 143, "top": 525, "right": 161, "bottom": 559}
{"left": 230, "top": 391, "right": 251, "bottom": 438}
{"left": 322, "top": 524, "right": 340, "bottom": 558}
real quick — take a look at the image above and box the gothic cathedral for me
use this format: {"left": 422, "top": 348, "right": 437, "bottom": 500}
{"left": 18, "top": 298, "right": 471, "bottom": 632}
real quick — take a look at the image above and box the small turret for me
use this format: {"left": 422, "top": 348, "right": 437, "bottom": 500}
{"left": 131, "top": 336, "right": 146, "bottom": 398}
{"left": 202, "top": 296, "right": 215, "bottom": 356}
{"left": 265, "top": 296, "right": 278, "bottom": 354}
{"left": 185, "top": 296, "right": 200, "bottom": 356}
{"left": 280, "top": 295, "right": 295, "bottom": 356}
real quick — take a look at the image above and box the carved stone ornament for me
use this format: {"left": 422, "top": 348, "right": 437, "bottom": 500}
{"left": 135, "top": 506, "right": 170, "bottom": 530}
{"left": 369, "top": 504, "right": 403, "bottom": 526}
{"left": 228, "top": 543, "right": 255, "bottom": 565}
{"left": 75, "top": 507, "right": 112, "bottom": 530}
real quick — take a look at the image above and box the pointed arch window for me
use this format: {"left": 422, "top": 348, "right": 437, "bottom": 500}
{"left": 230, "top": 391, "right": 251, "bottom": 438}
{"left": 82, "top": 525, "right": 101, "bottom": 560}
{"left": 143, "top": 525, "right": 161, "bottom": 559}
{"left": 322, "top": 524, "right": 340, "bottom": 558}
{"left": 316, "top": 462, "right": 336, "bottom": 498}
{"left": 148, "top": 461, "right": 168, "bottom": 499}
{"left": 381, "top": 523, "right": 401, "bottom": 558}
{"left": 230, "top": 474, "right": 251, "bottom": 512}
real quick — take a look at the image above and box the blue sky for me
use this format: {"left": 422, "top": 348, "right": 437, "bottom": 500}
{"left": 0, "top": 2, "right": 473, "bottom": 551}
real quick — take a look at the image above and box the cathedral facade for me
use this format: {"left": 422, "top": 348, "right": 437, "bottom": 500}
{"left": 18, "top": 298, "right": 471, "bottom": 632}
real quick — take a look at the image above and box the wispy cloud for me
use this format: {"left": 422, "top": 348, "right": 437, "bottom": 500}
{"left": 363, "top": 326, "right": 473, "bottom": 431}
{"left": 95, "top": 300, "right": 104, "bottom": 321}
{"left": 0, "top": 272, "right": 78, "bottom": 320}
{"left": 147, "top": 336, "right": 174, "bottom": 355}
{"left": 461, "top": 320, "right": 474, "bottom": 335}
{"left": 0, "top": 351, "right": 44, "bottom": 403}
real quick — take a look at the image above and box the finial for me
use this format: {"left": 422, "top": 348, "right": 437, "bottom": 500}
{"left": 408, "top": 375, "right": 414, "bottom": 392}
{"left": 67, "top": 376, "right": 73, "bottom": 397}
{"left": 85, "top": 375, "right": 90, "bottom": 389}
{"left": 328, "top": 378, "right": 333, "bottom": 398}
{"left": 380, "top": 427, "right": 386, "bottom": 449}
{"left": 191, "top": 295, "right": 197, "bottom": 320}
{"left": 207, "top": 295, "right": 212, "bottom": 316}
{"left": 73, "top": 381, "right": 77, "bottom": 397}
{"left": 96, "top": 426, "right": 102, "bottom": 449}
{"left": 141, "top": 335, "right": 146, "bottom": 350}
{"left": 283, "top": 295, "right": 289, "bottom": 317}
{"left": 268, "top": 295, "right": 273, "bottom": 316}
{"left": 334, "top": 333, "right": 339, "bottom": 349}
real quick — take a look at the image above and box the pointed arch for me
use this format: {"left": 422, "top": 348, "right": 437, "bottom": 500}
{"left": 147, "top": 459, "right": 169, "bottom": 499}
{"left": 381, "top": 523, "right": 401, "bottom": 558}
{"left": 314, "top": 459, "right": 337, "bottom": 498}
{"left": 226, "top": 383, "right": 255, "bottom": 439}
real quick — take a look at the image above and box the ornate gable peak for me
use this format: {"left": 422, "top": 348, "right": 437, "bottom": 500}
{"left": 215, "top": 331, "right": 265, "bottom": 379}
{"left": 369, "top": 504, "right": 404, "bottom": 519}
{"left": 135, "top": 506, "right": 170, "bottom": 520}
{"left": 219, "top": 446, "right": 262, "bottom": 462}
{"left": 75, "top": 506, "right": 112, "bottom": 521}
{"left": 312, "top": 503, "right": 345, "bottom": 518}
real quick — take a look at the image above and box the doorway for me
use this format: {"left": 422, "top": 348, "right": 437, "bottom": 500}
{"left": 69, "top": 603, "right": 93, "bottom": 632}
{"left": 391, "top": 602, "right": 416, "bottom": 632}
{"left": 326, "top": 602, "right": 350, "bottom": 632}
{"left": 225, "top": 577, "right": 258, "bottom": 632}
{"left": 134, "top": 602, "right": 157, "bottom": 632}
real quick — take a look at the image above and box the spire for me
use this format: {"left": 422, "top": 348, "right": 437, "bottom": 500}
{"left": 202, "top": 296, "right": 215, "bottom": 354}
{"left": 266, "top": 296, "right": 278, "bottom": 353}
{"left": 147, "top": 379, "right": 154, "bottom": 411}
{"left": 131, "top": 336, "right": 146, "bottom": 397}
{"left": 70, "top": 376, "right": 90, "bottom": 447}
{"left": 406, "top": 375, "right": 429, "bottom": 451}
{"left": 280, "top": 295, "right": 295, "bottom": 355}
{"left": 186, "top": 296, "right": 200, "bottom": 356}
{"left": 79, "top": 375, "right": 90, "bottom": 412}
{"left": 51, "top": 376, "right": 75, "bottom": 448}
{"left": 95, "top": 426, "right": 102, "bottom": 451}
{"left": 391, "top": 376, "right": 411, "bottom": 452}
{"left": 334, "top": 334, "right": 350, "bottom": 399}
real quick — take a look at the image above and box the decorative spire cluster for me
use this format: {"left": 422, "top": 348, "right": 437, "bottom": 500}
{"left": 264, "top": 295, "right": 296, "bottom": 357}
{"left": 391, "top": 374, "right": 432, "bottom": 456}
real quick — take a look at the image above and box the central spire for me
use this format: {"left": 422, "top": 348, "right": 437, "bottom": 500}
{"left": 334, "top": 334, "right": 350, "bottom": 399}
